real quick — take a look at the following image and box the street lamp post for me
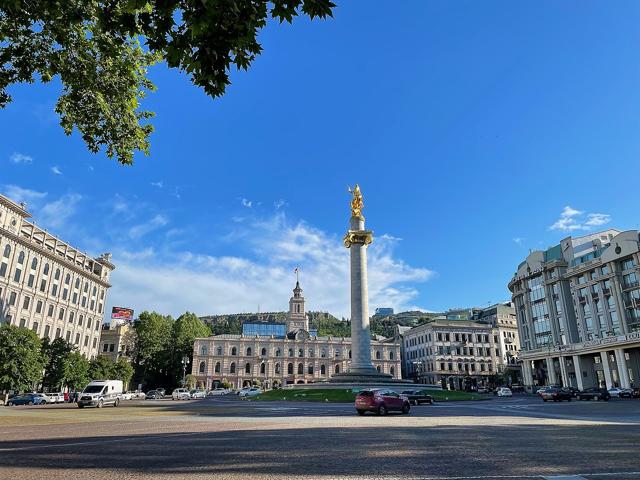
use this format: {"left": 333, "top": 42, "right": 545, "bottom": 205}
{"left": 181, "top": 356, "right": 189, "bottom": 387}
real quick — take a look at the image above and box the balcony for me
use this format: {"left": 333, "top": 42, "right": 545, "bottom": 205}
{"left": 622, "top": 281, "right": 640, "bottom": 291}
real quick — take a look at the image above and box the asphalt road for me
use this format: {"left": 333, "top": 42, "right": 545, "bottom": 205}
{"left": 1, "top": 394, "right": 639, "bottom": 480}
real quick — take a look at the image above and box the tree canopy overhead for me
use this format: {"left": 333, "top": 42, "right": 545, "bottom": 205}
{"left": 0, "top": 0, "right": 335, "bottom": 165}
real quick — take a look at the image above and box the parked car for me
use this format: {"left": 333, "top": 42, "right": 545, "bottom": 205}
{"left": 633, "top": 387, "right": 640, "bottom": 399}
{"left": 496, "top": 387, "right": 513, "bottom": 397}
{"left": 540, "top": 387, "right": 572, "bottom": 402}
{"left": 535, "top": 387, "right": 552, "bottom": 397}
{"left": 237, "top": 387, "right": 251, "bottom": 396}
{"left": 78, "top": 380, "right": 123, "bottom": 408}
{"left": 121, "top": 392, "right": 133, "bottom": 400}
{"left": 401, "top": 389, "right": 434, "bottom": 405}
{"left": 190, "top": 389, "right": 206, "bottom": 399}
{"left": 477, "top": 386, "right": 490, "bottom": 394}
{"left": 172, "top": 388, "right": 191, "bottom": 400}
{"left": 355, "top": 389, "right": 411, "bottom": 415}
{"left": 239, "top": 387, "right": 262, "bottom": 398}
{"left": 156, "top": 388, "right": 166, "bottom": 398}
{"left": 207, "top": 388, "right": 231, "bottom": 396}
{"left": 577, "top": 388, "right": 610, "bottom": 401}
{"left": 608, "top": 387, "right": 633, "bottom": 398}
{"left": 32, "top": 393, "right": 52, "bottom": 404}
{"left": 145, "top": 390, "right": 161, "bottom": 400}
{"left": 7, "top": 394, "right": 46, "bottom": 406}
{"left": 510, "top": 384, "right": 525, "bottom": 393}
{"left": 133, "top": 391, "right": 146, "bottom": 399}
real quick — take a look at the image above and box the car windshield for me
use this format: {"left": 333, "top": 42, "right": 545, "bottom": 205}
{"left": 358, "top": 391, "right": 374, "bottom": 396}
{"left": 83, "top": 386, "right": 105, "bottom": 394}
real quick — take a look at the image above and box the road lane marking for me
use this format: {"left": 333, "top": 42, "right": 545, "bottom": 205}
{"left": 543, "top": 476, "right": 587, "bottom": 480}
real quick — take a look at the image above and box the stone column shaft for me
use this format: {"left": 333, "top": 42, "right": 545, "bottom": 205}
{"left": 572, "top": 355, "right": 584, "bottom": 390}
{"left": 600, "top": 351, "right": 614, "bottom": 389}
{"left": 615, "top": 348, "right": 631, "bottom": 389}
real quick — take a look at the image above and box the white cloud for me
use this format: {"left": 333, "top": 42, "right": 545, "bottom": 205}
{"left": 51, "top": 166, "right": 63, "bottom": 175}
{"left": 128, "top": 214, "right": 169, "bottom": 239}
{"left": 38, "top": 193, "right": 82, "bottom": 230}
{"left": 150, "top": 181, "right": 163, "bottom": 188}
{"left": 549, "top": 206, "right": 611, "bottom": 232}
{"left": 274, "top": 199, "right": 286, "bottom": 209}
{"left": 10, "top": 152, "right": 33, "bottom": 164}
{"left": 241, "top": 198, "right": 253, "bottom": 208}
{"left": 1, "top": 185, "right": 47, "bottom": 206}
{"left": 513, "top": 237, "right": 524, "bottom": 246}
{"left": 108, "top": 213, "right": 434, "bottom": 319}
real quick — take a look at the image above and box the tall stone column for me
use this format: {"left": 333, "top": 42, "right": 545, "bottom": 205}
{"left": 546, "top": 357, "right": 558, "bottom": 385}
{"left": 615, "top": 348, "right": 631, "bottom": 389}
{"left": 345, "top": 215, "right": 377, "bottom": 375}
{"left": 572, "top": 355, "right": 584, "bottom": 390}
{"left": 558, "top": 357, "right": 569, "bottom": 387}
{"left": 600, "top": 351, "right": 614, "bottom": 389}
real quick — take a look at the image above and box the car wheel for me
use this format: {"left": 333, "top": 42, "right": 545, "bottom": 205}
{"left": 543, "top": 399, "right": 547, "bottom": 402}
{"left": 78, "top": 404, "right": 84, "bottom": 408}
{"left": 356, "top": 409, "right": 365, "bottom": 416}
{"left": 7, "top": 402, "right": 13, "bottom": 406}
{"left": 402, "top": 403, "right": 410, "bottom": 415}
{"left": 28, "top": 401, "right": 33, "bottom": 406}
{"left": 429, "top": 399, "right": 434, "bottom": 405}
{"left": 377, "top": 404, "right": 388, "bottom": 416}
{"left": 97, "top": 400, "right": 103, "bottom": 409}
{"left": 114, "top": 398, "right": 120, "bottom": 407}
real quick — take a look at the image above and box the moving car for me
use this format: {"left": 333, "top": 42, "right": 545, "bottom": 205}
{"left": 577, "top": 388, "right": 610, "bottom": 401}
{"left": 207, "top": 388, "right": 231, "bottom": 396}
{"left": 121, "top": 392, "right": 133, "bottom": 400}
{"left": 540, "top": 387, "right": 572, "bottom": 402}
{"left": 7, "top": 394, "right": 46, "bottom": 406}
{"left": 401, "top": 389, "right": 434, "bottom": 405}
{"left": 239, "top": 387, "right": 262, "bottom": 398}
{"left": 608, "top": 387, "right": 633, "bottom": 398}
{"left": 78, "top": 380, "right": 123, "bottom": 408}
{"left": 496, "top": 387, "right": 513, "bottom": 397}
{"left": 172, "top": 388, "right": 191, "bottom": 400}
{"left": 355, "top": 389, "right": 411, "bottom": 415}
{"left": 190, "top": 389, "right": 206, "bottom": 399}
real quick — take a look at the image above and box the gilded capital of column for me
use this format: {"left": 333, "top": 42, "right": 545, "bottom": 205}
{"left": 343, "top": 230, "right": 373, "bottom": 248}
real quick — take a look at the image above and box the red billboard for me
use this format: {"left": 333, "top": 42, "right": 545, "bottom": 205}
{"left": 111, "top": 307, "right": 134, "bottom": 321}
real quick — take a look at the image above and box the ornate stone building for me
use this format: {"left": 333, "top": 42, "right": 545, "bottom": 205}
{"left": 191, "top": 281, "right": 402, "bottom": 389}
{"left": 0, "top": 194, "right": 114, "bottom": 358}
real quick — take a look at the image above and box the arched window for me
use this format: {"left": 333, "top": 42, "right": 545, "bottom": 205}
{"left": 287, "top": 363, "right": 293, "bottom": 374}
{"left": 200, "top": 346, "right": 208, "bottom": 355}
{"left": 321, "top": 349, "right": 327, "bottom": 358}
{"left": 335, "top": 364, "right": 340, "bottom": 374}
{"left": 320, "top": 364, "right": 326, "bottom": 375}
{"left": 390, "top": 366, "right": 395, "bottom": 377}
{"left": 260, "top": 363, "right": 266, "bottom": 374}
{"left": 17, "top": 251, "right": 25, "bottom": 264}
{"left": 389, "top": 351, "right": 394, "bottom": 360}
{"left": 199, "top": 361, "right": 206, "bottom": 374}
{"left": 217, "top": 346, "right": 223, "bottom": 355}
{"left": 54, "top": 268, "right": 60, "bottom": 280}
{"left": 288, "top": 348, "right": 294, "bottom": 357}
{"left": 298, "top": 349, "right": 303, "bottom": 357}
{"left": 64, "top": 273, "right": 70, "bottom": 284}
{"left": 246, "top": 347, "right": 252, "bottom": 356}
{"left": 230, "top": 362, "right": 236, "bottom": 373}
{"left": 2, "top": 245, "right": 10, "bottom": 258}
{"left": 245, "top": 363, "right": 251, "bottom": 374}
{"left": 215, "top": 362, "right": 221, "bottom": 373}
{"left": 297, "top": 363, "right": 304, "bottom": 374}
{"left": 307, "top": 365, "right": 314, "bottom": 375}
{"left": 43, "top": 263, "right": 49, "bottom": 275}
{"left": 74, "top": 278, "right": 79, "bottom": 288}
{"left": 83, "top": 282, "right": 88, "bottom": 293}
{"left": 348, "top": 350, "right": 352, "bottom": 359}
{"left": 275, "top": 348, "right": 281, "bottom": 357}
{"left": 231, "top": 346, "right": 237, "bottom": 356}
{"left": 261, "top": 347, "right": 267, "bottom": 356}
{"left": 31, "top": 258, "right": 38, "bottom": 270}
{"left": 375, "top": 351, "right": 381, "bottom": 360}
{"left": 376, "top": 365, "right": 381, "bottom": 372}
{"left": 275, "top": 363, "right": 281, "bottom": 374}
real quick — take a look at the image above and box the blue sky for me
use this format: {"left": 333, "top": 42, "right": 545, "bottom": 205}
{"left": 2, "top": 1, "right": 640, "bottom": 319}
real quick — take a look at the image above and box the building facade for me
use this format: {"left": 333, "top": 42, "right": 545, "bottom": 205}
{"left": 472, "top": 303, "right": 520, "bottom": 371}
{"left": 508, "top": 229, "right": 640, "bottom": 390}
{"left": 0, "top": 194, "right": 114, "bottom": 358}
{"left": 99, "top": 321, "right": 133, "bottom": 362}
{"left": 402, "top": 310, "right": 517, "bottom": 390}
{"left": 191, "top": 282, "right": 402, "bottom": 389}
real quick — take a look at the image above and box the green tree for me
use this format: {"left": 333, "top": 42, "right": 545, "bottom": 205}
{"left": 132, "top": 311, "right": 173, "bottom": 387}
{"left": 112, "top": 358, "right": 134, "bottom": 389}
{"left": 0, "top": 324, "right": 45, "bottom": 393}
{"left": 0, "top": 1, "right": 335, "bottom": 165}
{"left": 171, "top": 312, "right": 211, "bottom": 385}
{"left": 41, "top": 337, "right": 74, "bottom": 391}
{"left": 88, "top": 354, "right": 115, "bottom": 380}
{"left": 65, "top": 352, "right": 90, "bottom": 391}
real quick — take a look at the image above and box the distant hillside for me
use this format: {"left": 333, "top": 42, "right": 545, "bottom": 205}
{"left": 200, "top": 310, "right": 440, "bottom": 338}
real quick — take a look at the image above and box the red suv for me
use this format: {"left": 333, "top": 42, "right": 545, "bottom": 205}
{"left": 355, "top": 389, "right": 411, "bottom": 415}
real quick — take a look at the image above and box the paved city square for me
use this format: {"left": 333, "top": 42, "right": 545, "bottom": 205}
{"left": 1, "top": 395, "right": 639, "bottom": 480}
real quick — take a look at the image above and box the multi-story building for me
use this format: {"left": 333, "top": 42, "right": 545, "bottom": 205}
{"left": 99, "top": 321, "right": 133, "bottom": 362}
{"left": 191, "top": 281, "right": 402, "bottom": 389}
{"left": 0, "top": 194, "right": 114, "bottom": 358}
{"left": 508, "top": 229, "right": 640, "bottom": 390}
{"left": 402, "top": 312, "right": 514, "bottom": 390}
{"left": 472, "top": 302, "right": 520, "bottom": 370}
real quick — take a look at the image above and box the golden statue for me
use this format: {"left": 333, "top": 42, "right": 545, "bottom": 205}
{"left": 348, "top": 184, "right": 364, "bottom": 218}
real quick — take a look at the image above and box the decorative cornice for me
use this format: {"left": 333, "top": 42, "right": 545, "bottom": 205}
{"left": 0, "top": 195, "right": 31, "bottom": 218}
{"left": 0, "top": 228, "right": 112, "bottom": 288}
{"left": 343, "top": 230, "right": 373, "bottom": 248}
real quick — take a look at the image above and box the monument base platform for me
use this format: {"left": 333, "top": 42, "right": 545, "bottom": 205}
{"left": 284, "top": 372, "right": 416, "bottom": 391}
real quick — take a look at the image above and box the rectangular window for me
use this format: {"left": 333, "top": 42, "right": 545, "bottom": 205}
{"left": 69, "top": 311, "right": 75, "bottom": 323}
{"left": 51, "top": 284, "right": 58, "bottom": 297}
{"left": 32, "top": 321, "right": 38, "bottom": 332}
{"left": 9, "top": 291, "right": 16, "bottom": 306}
{"left": 36, "top": 300, "right": 43, "bottom": 314}
{"left": 72, "top": 292, "right": 78, "bottom": 304}
{"left": 0, "top": 263, "right": 7, "bottom": 277}
{"left": 92, "top": 338, "right": 97, "bottom": 349}
{"left": 40, "top": 279, "right": 47, "bottom": 292}
{"left": 75, "top": 333, "right": 80, "bottom": 345}
{"left": 84, "top": 336, "right": 89, "bottom": 347}
{"left": 109, "top": 344, "right": 115, "bottom": 352}
{"left": 27, "top": 274, "right": 34, "bottom": 287}
{"left": 47, "top": 305, "right": 54, "bottom": 317}
{"left": 44, "top": 325, "right": 50, "bottom": 338}
{"left": 58, "top": 308, "right": 65, "bottom": 321}
{"left": 103, "top": 343, "right": 109, "bottom": 352}
{"left": 55, "top": 327, "right": 61, "bottom": 339}
{"left": 62, "top": 288, "right": 68, "bottom": 301}
{"left": 22, "top": 296, "right": 30, "bottom": 310}
{"left": 66, "top": 331, "right": 71, "bottom": 342}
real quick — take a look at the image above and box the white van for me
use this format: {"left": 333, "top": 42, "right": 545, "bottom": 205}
{"left": 78, "top": 380, "right": 123, "bottom": 408}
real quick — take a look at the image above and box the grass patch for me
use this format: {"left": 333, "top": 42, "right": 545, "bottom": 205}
{"left": 253, "top": 388, "right": 486, "bottom": 403}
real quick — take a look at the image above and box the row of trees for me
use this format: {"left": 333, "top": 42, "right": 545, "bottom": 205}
{"left": 0, "top": 324, "right": 133, "bottom": 393}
